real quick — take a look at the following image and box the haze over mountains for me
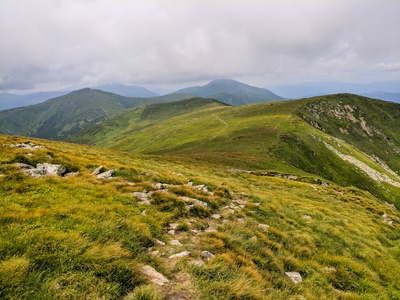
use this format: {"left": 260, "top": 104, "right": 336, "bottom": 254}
{"left": 1, "top": 79, "right": 399, "bottom": 111}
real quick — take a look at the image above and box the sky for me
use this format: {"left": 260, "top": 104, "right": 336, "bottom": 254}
{"left": 0, "top": 0, "right": 399, "bottom": 94}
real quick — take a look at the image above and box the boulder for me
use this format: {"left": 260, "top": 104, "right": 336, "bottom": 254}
{"left": 64, "top": 172, "right": 79, "bottom": 177}
{"left": 170, "top": 240, "right": 182, "bottom": 246}
{"left": 97, "top": 169, "right": 115, "bottom": 179}
{"left": 37, "top": 163, "right": 66, "bottom": 176}
{"left": 169, "top": 251, "right": 190, "bottom": 259}
{"left": 91, "top": 166, "right": 104, "bottom": 175}
{"left": 141, "top": 265, "right": 169, "bottom": 286}
{"left": 285, "top": 272, "right": 302, "bottom": 284}
{"left": 258, "top": 224, "right": 269, "bottom": 231}
{"left": 202, "top": 251, "right": 214, "bottom": 259}
{"left": 17, "top": 163, "right": 34, "bottom": 170}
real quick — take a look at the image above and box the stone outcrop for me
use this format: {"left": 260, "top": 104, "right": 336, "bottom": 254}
{"left": 96, "top": 169, "right": 115, "bottom": 180}
{"left": 4, "top": 142, "right": 45, "bottom": 150}
{"left": 285, "top": 272, "right": 303, "bottom": 284}
{"left": 18, "top": 163, "right": 67, "bottom": 178}
{"left": 141, "top": 265, "right": 169, "bottom": 286}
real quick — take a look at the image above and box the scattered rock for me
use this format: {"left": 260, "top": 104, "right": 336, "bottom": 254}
{"left": 194, "top": 200, "right": 208, "bottom": 208}
{"left": 11, "top": 142, "right": 45, "bottom": 150}
{"left": 141, "top": 265, "right": 169, "bottom": 286}
{"left": 302, "top": 215, "right": 312, "bottom": 220}
{"left": 258, "top": 224, "right": 269, "bottom": 231}
{"left": 169, "top": 223, "right": 179, "bottom": 230}
{"left": 202, "top": 251, "right": 214, "bottom": 259}
{"left": 170, "top": 240, "right": 182, "bottom": 246}
{"left": 168, "top": 230, "right": 175, "bottom": 235}
{"left": 190, "top": 260, "right": 205, "bottom": 267}
{"left": 211, "top": 214, "right": 221, "bottom": 219}
{"left": 64, "top": 172, "right": 79, "bottom": 177}
{"left": 285, "top": 272, "right": 303, "bottom": 284}
{"left": 141, "top": 210, "right": 147, "bottom": 216}
{"left": 54, "top": 283, "right": 61, "bottom": 290}
{"left": 155, "top": 239, "right": 166, "bottom": 246}
{"left": 151, "top": 250, "right": 160, "bottom": 256}
{"left": 153, "top": 183, "right": 170, "bottom": 190}
{"left": 91, "top": 166, "right": 104, "bottom": 175}
{"left": 249, "top": 236, "right": 258, "bottom": 242}
{"left": 97, "top": 169, "right": 115, "bottom": 179}
{"left": 324, "top": 266, "right": 336, "bottom": 272}
{"left": 20, "top": 163, "right": 67, "bottom": 178}
{"left": 169, "top": 251, "right": 190, "bottom": 259}
{"left": 190, "top": 229, "right": 199, "bottom": 235}
{"left": 132, "top": 191, "right": 153, "bottom": 205}
{"left": 17, "top": 163, "right": 34, "bottom": 170}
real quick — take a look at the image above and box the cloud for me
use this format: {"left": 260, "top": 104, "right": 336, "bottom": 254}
{"left": 0, "top": 0, "right": 399, "bottom": 92}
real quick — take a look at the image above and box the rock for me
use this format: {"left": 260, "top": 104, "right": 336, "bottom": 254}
{"left": 141, "top": 265, "right": 169, "bottom": 286}
{"left": 17, "top": 163, "right": 34, "bottom": 170}
{"left": 155, "top": 239, "right": 166, "bottom": 246}
{"left": 302, "top": 215, "right": 312, "bottom": 220}
{"left": 64, "top": 172, "right": 79, "bottom": 177}
{"left": 324, "top": 266, "right": 336, "bottom": 272}
{"left": 258, "top": 224, "right": 269, "bottom": 231}
{"left": 54, "top": 283, "right": 61, "bottom": 290}
{"left": 170, "top": 223, "right": 179, "bottom": 230}
{"left": 168, "top": 230, "right": 175, "bottom": 235}
{"left": 91, "top": 166, "right": 104, "bottom": 175}
{"left": 151, "top": 250, "right": 160, "bottom": 256}
{"left": 190, "top": 229, "right": 199, "bottom": 235}
{"left": 194, "top": 200, "right": 208, "bottom": 208}
{"left": 141, "top": 210, "right": 147, "bottom": 216}
{"left": 153, "top": 183, "right": 170, "bottom": 190}
{"left": 285, "top": 272, "right": 302, "bottom": 284}
{"left": 97, "top": 169, "right": 115, "bottom": 179}
{"left": 202, "top": 251, "right": 214, "bottom": 259}
{"left": 38, "top": 163, "right": 66, "bottom": 176}
{"left": 185, "top": 205, "right": 195, "bottom": 211}
{"left": 190, "top": 260, "right": 205, "bottom": 267}
{"left": 211, "top": 214, "right": 221, "bottom": 219}
{"left": 169, "top": 251, "right": 191, "bottom": 259}
{"left": 170, "top": 240, "right": 182, "bottom": 246}
{"left": 249, "top": 236, "right": 258, "bottom": 242}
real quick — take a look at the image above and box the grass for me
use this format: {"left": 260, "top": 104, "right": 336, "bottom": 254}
{"left": 1, "top": 134, "right": 400, "bottom": 299}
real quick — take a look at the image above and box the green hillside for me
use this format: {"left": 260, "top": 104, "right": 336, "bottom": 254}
{"left": 68, "top": 94, "right": 400, "bottom": 206}
{"left": 1, "top": 134, "right": 400, "bottom": 299}
{"left": 0, "top": 89, "right": 191, "bottom": 141}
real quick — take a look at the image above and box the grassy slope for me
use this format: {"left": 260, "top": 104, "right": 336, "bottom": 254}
{"left": 68, "top": 95, "right": 400, "bottom": 206}
{"left": 0, "top": 89, "right": 191, "bottom": 141}
{"left": 1, "top": 134, "right": 400, "bottom": 300}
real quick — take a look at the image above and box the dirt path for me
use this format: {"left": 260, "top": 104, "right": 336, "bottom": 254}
{"left": 212, "top": 113, "right": 229, "bottom": 138}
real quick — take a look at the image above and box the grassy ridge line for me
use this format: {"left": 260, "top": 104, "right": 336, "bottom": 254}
{"left": 1, "top": 134, "right": 400, "bottom": 299}
{"left": 68, "top": 95, "right": 400, "bottom": 205}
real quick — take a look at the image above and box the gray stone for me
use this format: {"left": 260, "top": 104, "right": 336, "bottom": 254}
{"left": 91, "top": 166, "right": 104, "bottom": 175}
{"left": 38, "top": 163, "right": 66, "bottom": 176}
{"left": 190, "top": 260, "right": 205, "bottom": 267}
{"left": 211, "top": 214, "right": 221, "bottom": 219}
{"left": 170, "top": 223, "right": 179, "bottom": 230}
{"left": 302, "top": 215, "right": 312, "bottom": 220}
{"left": 258, "top": 224, "right": 269, "bottom": 231}
{"left": 17, "top": 163, "right": 34, "bottom": 170}
{"left": 169, "top": 251, "right": 191, "bottom": 259}
{"left": 168, "top": 230, "right": 175, "bottom": 235}
{"left": 97, "top": 169, "right": 115, "bottom": 179}
{"left": 285, "top": 272, "right": 302, "bottom": 284}
{"left": 170, "top": 240, "right": 182, "bottom": 246}
{"left": 64, "top": 172, "right": 79, "bottom": 177}
{"left": 202, "top": 251, "right": 214, "bottom": 259}
{"left": 141, "top": 265, "right": 169, "bottom": 286}
{"left": 155, "top": 239, "right": 166, "bottom": 246}
{"left": 194, "top": 200, "right": 208, "bottom": 208}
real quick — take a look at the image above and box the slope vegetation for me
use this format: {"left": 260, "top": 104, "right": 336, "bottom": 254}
{"left": 1, "top": 134, "right": 400, "bottom": 299}
{"left": 69, "top": 94, "right": 400, "bottom": 206}
{"left": 0, "top": 89, "right": 191, "bottom": 140}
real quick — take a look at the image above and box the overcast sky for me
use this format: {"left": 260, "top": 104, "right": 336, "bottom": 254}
{"left": 0, "top": 0, "right": 399, "bottom": 93}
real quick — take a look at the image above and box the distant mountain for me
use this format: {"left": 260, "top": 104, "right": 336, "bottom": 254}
{"left": 94, "top": 83, "right": 159, "bottom": 97}
{"left": 267, "top": 80, "right": 400, "bottom": 100}
{"left": 0, "top": 91, "right": 69, "bottom": 110}
{"left": 360, "top": 91, "right": 400, "bottom": 103}
{"left": 0, "top": 88, "right": 191, "bottom": 140}
{"left": 173, "top": 79, "right": 285, "bottom": 105}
